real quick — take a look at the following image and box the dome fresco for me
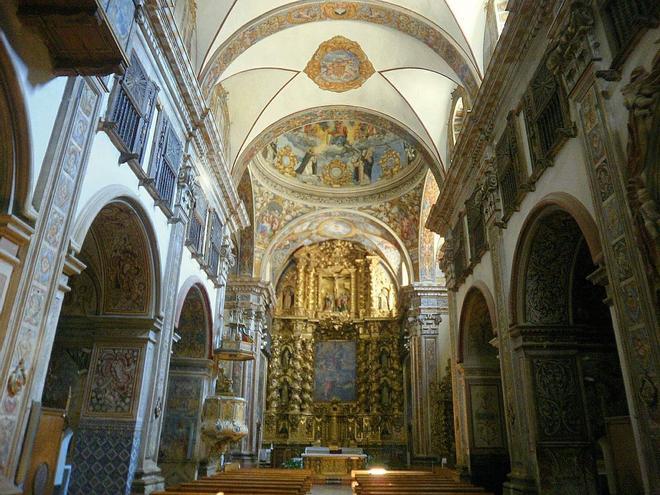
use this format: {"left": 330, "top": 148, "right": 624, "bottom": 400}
{"left": 259, "top": 119, "right": 418, "bottom": 189}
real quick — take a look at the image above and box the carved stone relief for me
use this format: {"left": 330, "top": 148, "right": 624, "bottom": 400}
{"left": 524, "top": 212, "right": 582, "bottom": 324}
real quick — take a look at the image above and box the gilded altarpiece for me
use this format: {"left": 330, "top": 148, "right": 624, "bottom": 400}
{"left": 264, "top": 240, "right": 406, "bottom": 466}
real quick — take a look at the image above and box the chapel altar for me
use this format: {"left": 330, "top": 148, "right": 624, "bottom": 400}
{"left": 301, "top": 446, "right": 367, "bottom": 481}
{"left": 263, "top": 241, "right": 407, "bottom": 469}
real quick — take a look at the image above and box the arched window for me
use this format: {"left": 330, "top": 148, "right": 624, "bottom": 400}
{"left": 451, "top": 96, "right": 466, "bottom": 145}
{"left": 494, "top": 0, "right": 509, "bottom": 35}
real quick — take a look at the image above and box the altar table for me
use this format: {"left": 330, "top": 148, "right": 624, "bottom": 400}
{"left": 302, "top": 447, "right": 367, "bottom": 482}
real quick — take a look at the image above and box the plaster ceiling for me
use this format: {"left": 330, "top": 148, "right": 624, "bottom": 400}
{"left": 191, "top": 0, "right": 488, "bottom": 278}
{"left": 195, "top": 1, "right": 485, "bottom": 183}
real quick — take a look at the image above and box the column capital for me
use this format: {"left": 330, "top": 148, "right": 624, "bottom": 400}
{"left": 226, "top": 276, "right": 275, "bottom": 316}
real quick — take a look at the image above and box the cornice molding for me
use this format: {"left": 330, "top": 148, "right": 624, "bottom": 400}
{"left": 143, "top": 0, "right": 249, "bottom": 232}
{"left": 427, "top": 0, "right": 555, "bottom": 236}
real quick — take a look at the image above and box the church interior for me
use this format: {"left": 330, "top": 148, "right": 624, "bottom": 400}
{"left": 0, "top": 1, "right": 657, "bottom": 494}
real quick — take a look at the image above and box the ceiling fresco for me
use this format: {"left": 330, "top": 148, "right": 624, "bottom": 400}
{"left": 304, "top": 35, "right": 375, "bottom": 92}
{"left": 247, "top": 170, "right": 424, "bottom": 283}
{"left": 199, "top": 1, "right": 480, "bottom": 96}
{"left": 260, "top": 118, "right": 418, "bottom": 189}
{"left": 419, "top": 171, "right": 444, "bottom": 283}
{"left": 265, "top": 212, "right": 407, "bottom": 283}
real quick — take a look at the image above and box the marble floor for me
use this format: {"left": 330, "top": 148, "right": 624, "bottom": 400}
{"left": 311, "top": 484, "right": 353, "bottom": 494}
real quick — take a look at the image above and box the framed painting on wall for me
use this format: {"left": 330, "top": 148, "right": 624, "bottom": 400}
{"left": 314, "top": 340, "right": 356, "bottom": 401}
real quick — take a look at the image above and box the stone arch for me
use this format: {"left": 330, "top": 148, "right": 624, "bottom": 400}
{"left": 172, "top": 282, "right": 213, "bottom": 360}
{"left": 457, "top": 285, "right": 497, "bottom": 364}
{"left": 38, "top": 199, "right": 165, "bottom": 493}
{"left": 159, "top": 280, "right": 214, "bottom": 485}
{"left": 261, "top": 208, "right": 413, "bottom": 286}
{"left": 0, "top": 34, "right": 31, "bottom": 217}
{"left": 232, "top": 105, "right": 443, "bottom": 187}
{"left": 455, "top": 286, "right": 509, "bottom": 492}
{"left": 69, "top": 193, "right": 162, "bottom": 317}
{"left": 509, "top": 193, "right": 603, "bottom": 325}
{"left": 508, "top": 199, "right": 637, "bottom": 493}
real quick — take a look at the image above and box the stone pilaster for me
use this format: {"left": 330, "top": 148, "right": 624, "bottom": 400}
{"left": 402, "top": 284, "right": 448, "bottom": 459}
{"left": 574, "top": 74, "right": 660, "bottom": 493}
{"left": 486, "top": 222, "right": 537, "bottom": 495}
{"left": 0, "top": 78, "right": 103, "bottom": 495}
{"left": 132, "top": 159, "right": 195, "bottom": 493}
{"left": 66, "top": 321, "right": 161, "bottom": 495}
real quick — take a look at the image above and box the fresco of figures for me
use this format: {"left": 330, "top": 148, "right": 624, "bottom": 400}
{"left": 260, "top": 119, "right": 417, "bottom": 188}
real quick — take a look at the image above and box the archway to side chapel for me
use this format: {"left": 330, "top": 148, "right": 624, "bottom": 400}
{"left": 512, "top": 206, "right": 640, "bottom": 495}
{"left": 39, "top": 199, "right": 159, "bottom": 495}
{"left": 158, "top": 281, "right": 213, "bottom": 485}
{"left": 457, "top": 287, "right": 509, "bottom": 494}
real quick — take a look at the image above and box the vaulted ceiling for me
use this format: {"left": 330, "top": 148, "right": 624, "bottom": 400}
{"left": 188, "top": 0, "right": 488, "bottom": 284}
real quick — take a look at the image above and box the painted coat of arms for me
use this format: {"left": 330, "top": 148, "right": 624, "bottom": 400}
{"left": 304, "top": 36, "right": 375, "bottom": 92}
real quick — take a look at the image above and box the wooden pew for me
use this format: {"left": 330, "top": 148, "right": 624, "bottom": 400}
{"left": 154, "top": 467, "right": 313, "bottom": 495}
{"left": 352, "top": 470, "right": 493, "bottom": 495}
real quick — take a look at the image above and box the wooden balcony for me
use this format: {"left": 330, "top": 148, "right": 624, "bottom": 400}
{"left": 18, "top": 0, "right": 132, "bottom": 75}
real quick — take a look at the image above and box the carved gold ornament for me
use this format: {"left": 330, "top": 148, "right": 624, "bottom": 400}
{"left": 321, "top": 159, "right": 352, "bottom": 186}
{"left": 275, "top": 146, "right": 298, "bottom": 177}
{"left": 379, "top": 149, "right": 401, "bottom": 179}
{"left": 321, "top": 3, "right": 358, "bottom": 19}
{"left": 304, "top": 36, "right": 375, "bottom": 92}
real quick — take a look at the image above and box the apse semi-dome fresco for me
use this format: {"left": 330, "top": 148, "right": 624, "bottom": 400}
{"left": 260, "top": 119, "right": 418, "bottom": 188}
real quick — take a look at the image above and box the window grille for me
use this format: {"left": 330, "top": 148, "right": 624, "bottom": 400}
{"left": 106, "top": 55, "right": 157, "bottom": 162}
{"left": 207, "top": 211, "right": 223, "bottom": 276}
{"left": 602, "top": 0, "right": 658, "bottom": 64}
{"left": 466, "top": 190, "right": 486, "bottom": 262}
{"left": 149, "top": 115, "right": 183, "bottom": 207}
{"left": 523, "top": 58, "right": 572, "bottom": 176}
{"left": 495, "top": 120, "right": 523, "bottom": 220}
{"left": 187, "top": 183, "right": 208, "bottom": 255}
{"left": 453, "top": 219, "right": 467, "bottom": 282}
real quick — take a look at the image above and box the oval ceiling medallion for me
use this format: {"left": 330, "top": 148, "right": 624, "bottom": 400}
{"left": 304, "top": 35, "right": 375, "bottom": 92}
